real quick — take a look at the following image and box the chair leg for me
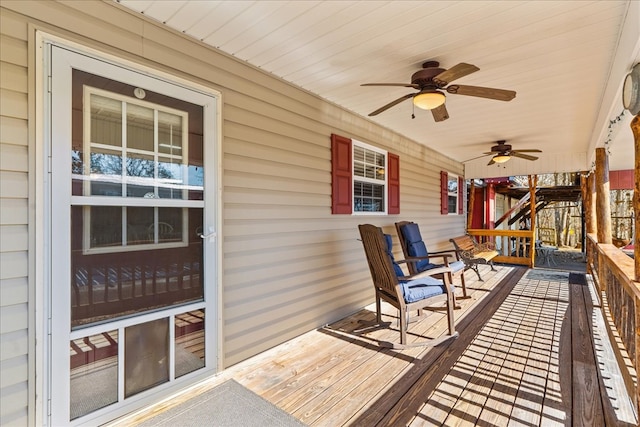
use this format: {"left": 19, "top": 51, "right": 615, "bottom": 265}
{"left": 376, "top": 296, "right": 382, "bottom": 324}
{"left": 489, "top": 261, "right": 497, "bottom": 271}
{"left": 446, "top": 288, "right": 455, "bottom": 335}
{"left": 400, "top": 308, "right": 408, "bottom": 344}
{"left": 471, "top": 264, "right": 483, "bottom": 281}
{"left": 458, "top": 271, "right": 468, "bottom": 298}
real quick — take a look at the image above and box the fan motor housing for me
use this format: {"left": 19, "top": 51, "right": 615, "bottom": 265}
{"left": 491, "top": 143, "right": 512, "bottom": 152}
{"left": 411, "top": 68, "right": 445, "bottom": 88}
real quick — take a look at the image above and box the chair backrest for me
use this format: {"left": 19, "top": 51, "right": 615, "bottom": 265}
{"left": 383, "top": 234, "right": 406, "bottom": 278}
{"left": 395, "top": 221, "right": 433, "bottom": 275}
{"left": 450, "top": 235, "right": 478, "bottom": 253}
{"left": 358, "top": 224, "right": 402, "bottom": 301}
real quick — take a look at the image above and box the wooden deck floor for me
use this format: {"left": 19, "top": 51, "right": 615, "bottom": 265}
{"left": 110, "top": 264, "right": 636, "bottom": 427}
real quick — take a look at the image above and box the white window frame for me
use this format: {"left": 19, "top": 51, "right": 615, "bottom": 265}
{"left": 447, "top": 173, "right": 459, "bottom": 215}
{"left": 352, "top": 139, "right": 387, "bottom": 215}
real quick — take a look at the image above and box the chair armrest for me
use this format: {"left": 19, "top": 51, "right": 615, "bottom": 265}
{"left": 479, "top": 242, "right": 495, "bottom": 251}
{"left": 409, "top": 266, "right": 452, "bottom": 279}
{"left": 429, "top": 249, "right": 456, "bottom": 256}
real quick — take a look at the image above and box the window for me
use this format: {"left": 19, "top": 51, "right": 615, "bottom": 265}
{"left": 447, "top": 173, "right": 459, "bottom": 214}
{"left": 353, "top": 141, "right": 387, "bottom": 213}
{"left": 331, "top": 134, "right": 400, "bottom": 214}
{"left": 440, "top": 171, "right": 464, "bottom": 215}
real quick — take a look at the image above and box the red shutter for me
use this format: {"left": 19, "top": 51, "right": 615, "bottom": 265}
{"left": 331, "top": 134, "right": 352, "bottom": 214}
{"left": 458, "top": 176, "right": 464, "bottom": 215}
{"left": 440, "top": 171, "right": 448, "bottom": 214}
{"left": 387, "top": 153, "right": 400, "bottom": 214}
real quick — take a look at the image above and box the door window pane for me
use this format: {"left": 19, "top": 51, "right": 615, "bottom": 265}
{"left": 71, "top": 206, "right": 203, "bottom": 328}
{"left": 89, "top": 206, "right": 122, "bottom": 248}
{"left": 90, "top": 94, "right": 122, "bottom": 147}
{"left": 70, "top": 330, "right": 118, "bottom": 420}
{"left": 158, "top": 111, "right": 182, "bottom": 154}
{"left": 126, "top": 207, "right": 154, "bottom": 246}
{"left": 125, "top": 318, "right": 169, "bottom": 397}
{"left": 175, "top": 310, "right": 205, "bottom": 378}
{"left": 126, "top": 103, "right": 154, "bottom": 152}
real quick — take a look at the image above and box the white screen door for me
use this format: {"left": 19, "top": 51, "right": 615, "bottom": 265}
{"left": 47, "top": 43, "right": 219, "bottom": 426}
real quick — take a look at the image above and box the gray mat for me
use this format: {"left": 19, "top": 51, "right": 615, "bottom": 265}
{"left": 138, "top": 379, "right": 307, "bottom": 427}
{"left": 526, "top": 269, "right": 570, "bottom": 281}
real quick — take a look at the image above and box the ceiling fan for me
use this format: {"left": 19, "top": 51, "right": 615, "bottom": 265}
{"left": 361, "top": 61, "right": 516, "bottom": 122}
{"left": 465, "top": 141, "right": 542, "bottom": 165}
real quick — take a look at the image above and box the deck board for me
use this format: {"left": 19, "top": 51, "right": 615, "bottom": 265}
{"left": 108, "top": 265, "right": 636, "bottom": 427}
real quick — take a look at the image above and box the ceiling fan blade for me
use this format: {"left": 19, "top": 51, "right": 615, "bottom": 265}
{"left": 511, "top": 152, "right": 539, "bottom": 161}
{"left": 367, "top": 93, "right": 415, "bottom": 116}
{"left": 361, "top": 83, "right": 420, "bottom": 89}
{"left": 433, "top": 63, "right": 479, "bottom": 85}
{"left": 487, "top": 158, "right": 496, "bottom": 166}
{"left": 463, "top": 153, "right": 492, "bottom": 162}
{"left": 431, "top": 103, "right": 449, "bottom": 122}
{"left": 511, "top": 149, "right": 542, "bottom": 153}
{"left": 446, "top": 84, "right": 516, "bottom": 101}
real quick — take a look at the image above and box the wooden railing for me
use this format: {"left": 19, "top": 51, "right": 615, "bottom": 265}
{"left": 586, "top": 233, "right": 639, "bottom": 413}
{"left": 467, "top": 229, "right": 535, "bottom": 267}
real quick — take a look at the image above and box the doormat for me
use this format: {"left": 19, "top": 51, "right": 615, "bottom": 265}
{"left": 568, "top": 272, "right": 587, "bottom": 285}
{"left": 138, "top": 379, "right": 307, "bottom": 427}
{"left": 526, "top": 269, "right": 570, "bottom": 282}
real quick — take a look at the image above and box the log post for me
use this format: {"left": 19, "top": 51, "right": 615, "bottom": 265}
{"left": 583, "top": 173, "right": 597, "bottom": 235}
{"left": 528, "top": 175, "right": 538, "bottom": 268}
{"left": 631, "top": 114, "right": 640, "bottom": 279}
{"left": 595, "top": 147, "right": 612, "bottom": 244}
{"left": 467, "top": 179, "right": 475, "bottom": 230}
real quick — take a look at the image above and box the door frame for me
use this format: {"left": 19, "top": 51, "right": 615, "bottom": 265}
{"left": 35, "top": 32, "right": 223, "bottom": 426}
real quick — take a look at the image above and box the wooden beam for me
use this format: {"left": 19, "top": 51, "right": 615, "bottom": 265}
{"left": 467, "top": 179, "right": 475, "bottom": 230}
{"left": 508, "top": 201, "right": 549, "bottom": 226}
{"left": 631, "top": 113, "right": 640, "bottom": 280}
{"left": 595, "top": 147, "right": 612, "bottom": 244}
{"left": 495, "top": 191, "right": 532, "bottom": 227}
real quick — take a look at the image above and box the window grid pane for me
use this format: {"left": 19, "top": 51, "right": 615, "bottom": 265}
{"left": 354, "top": 181, "right": 385, "bottom": 212}
{"left": 353, "top": 146, "right": 385, "bottom": 182}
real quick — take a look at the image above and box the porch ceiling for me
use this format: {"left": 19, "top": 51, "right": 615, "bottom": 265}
{"left": 116, "top": 1, "right": 640, "bottom": 178}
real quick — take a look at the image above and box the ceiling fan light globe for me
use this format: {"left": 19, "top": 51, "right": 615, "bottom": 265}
{"left": 413, "top": 91, "right": 445, "bottom": 110}
{"left": 492, "top": 154, "right": 511, "bottom": 164}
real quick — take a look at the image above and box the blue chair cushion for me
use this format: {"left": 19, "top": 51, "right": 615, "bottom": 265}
{"left": 400, "top": 276, "right": 447, "bottom": 303}
{"left": 449, "top": 260, "right": 465, "bottom": 273}
{"left": 384, "top": 234, "right": 405, "bottom": 278}
{"left": 400, "top": 223, "right": 432, "bottom": 272}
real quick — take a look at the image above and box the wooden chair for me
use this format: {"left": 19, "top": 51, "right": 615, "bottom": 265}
{"left": 395, "top": 221, "right": 468, "bottom": 298}
{"left": 358, "top": 224, "right": 458, "bottom": 348}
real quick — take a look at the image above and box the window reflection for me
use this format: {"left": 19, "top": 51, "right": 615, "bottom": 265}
{"left": 70, "top": 331, "right": 118, "bottom": 420}
{"left": 175, "top": 310, "right": 205, "bottom": 378}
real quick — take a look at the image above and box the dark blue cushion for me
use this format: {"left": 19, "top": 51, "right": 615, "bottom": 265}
{"left": 400, "top": 276, "right": 447, "bottom": 303}
{"left": 384, "top": 234, "right": 405, "bottom": 278}
{"left": 400, "top": 223, "right": 432, "bottom": 272}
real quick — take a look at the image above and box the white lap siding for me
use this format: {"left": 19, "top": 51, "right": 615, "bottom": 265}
{"left": 0, "top": 8, "right": 30, "bottom": 426}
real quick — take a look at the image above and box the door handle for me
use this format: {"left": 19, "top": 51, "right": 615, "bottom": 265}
{"left": 198, "top": 227, "right": 216, "bottom": 242}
